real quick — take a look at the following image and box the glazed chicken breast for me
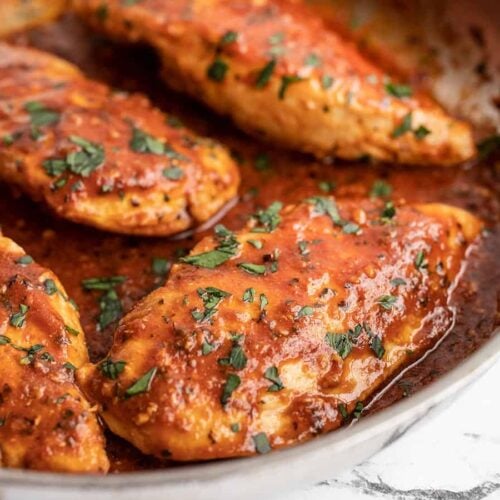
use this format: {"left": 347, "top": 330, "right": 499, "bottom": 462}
{"left": 78, "top": 197, "right": 482, "bottom": 461}
{"left": 73, "top": 0, "right": 475, "bottom": 166}
{"left": 0, "top": 43, "right": 239, "bottom": 236}
{"left": 0, "top": 233, "right": 108, "bottom": 472}
{"left": 0, "top": 0, "right": 66, "bottom": 38}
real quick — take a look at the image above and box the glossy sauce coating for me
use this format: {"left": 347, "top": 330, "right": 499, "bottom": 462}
{"left": 78, "top": 199, "right": 481, "bottom": 460}
{"left": 0, "top": 234, "right": 109, "bottom": 472}
{"left": 73, "top": 0, "right": 475, "bottom": 165}
{"left": 0, "top": 42, "right": 239, "bottom": 235}
{"left": 1, "top": 16, "right": 498, "bottom": 471}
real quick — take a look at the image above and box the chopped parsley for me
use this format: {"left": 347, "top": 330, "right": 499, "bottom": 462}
{"left": 264, "top": 366, "right": 284, "bottom": 392}
{"left": 124, "top": 367, "right": 157, "bottom": 398}
{"left": 100, "top": 359, "right": 126, "bottom": 380}
{"left": 254, "top": 153, "right": 271, "bottom": 171}
{"left": 259, "top": 293, "right": 268, "bottom": 311}
{"left": 64, "top": 325, "right": 80, "bottom": 337}
{"left": 370, "top": 335, "right": 385, "bottom": 359}
{"left": 10, "top": 304, "right": 29, "bottom": 328}
{"left": 151, "top": 257, "right": 170, "bottom": 278}
{"left": 307, "top": 196, "right": 360, "bottom": 234}
{"left": 391, "top": 277, "right": 407, "bottom": 287}
{"left": 19, "top": 344, "right": 44, "bottom": 365}
{"left": 98, "top": 290, "right": 123, "bottom": 330}
{"left": 238, "top": 262, "right": 266, "bottom": 275}
{"left": 44, "top": 279, "right": 58, "bottom": 295}
{"left": 414, "top": 250, "right": 427, "bottom": 270}
{"left": 243, "top": 287, "right": 255, "bottom": 303}
{"left": 477, "top": 134, "right": 500, "bottom": 160}
{"left": 252, "top": 432, "right": 271, "bottom": 454}
{"left": 325, "top": 332, "right": 352, "bottom": 359}
{"left": 377, "top": 294, "right": 397, "bottom": 310}
{"left": 82, "top": 276, "right": 126, "bottom": 291}
{"left": 192, "top": 287, "right": 230, "bottom": 323}
{"left": 385, "top": 83, "right": 412, "bottom": 98}
{"left": 296, "top": 305, "right": 314, "bottom": 318}
{"left": 321, "top": 75, "right": 334, "bottom": 89}
{"left": 163, "top": 166, "right": 184, "bottom": 180}
{"left": 207, "top": 59, "right": 229, "bottom": 82}
{"left": 370, "top": 180, "right": 392, "bottom": 198}
{"left": 201, "top": 340, "right": 215, "bottom": 355}
{"left": 130, "top": 127, "right": 164, "bottom": 155}
{"left": 391, "top": 112, "right": 413, "bottom": 138}
{"left": 381, "top": 201, "right": 396, "bottom": 221}
{"left": 219, "top": 30, "right": 238, "bottom": 46}
{"left": 15, "top": 255, "right": 33, "bottom": 265}
{"left": 256, "top": 59, "right": 276, "bottom": 88}
{"left": 278, "top": 75, "right": 302, "bottom": 99}
{"left": 352, "top": 401, "right": 364, "bottom": 419}
{"left": 248, "top": 239, "right": 263, "bottom": 249}
{"left": 318, "top": 180, "right": 335, "bottom": 193}
{"left": 251, "top": 201, "right": 283, "bottom": 233}
{"left": 218, "top": 340, "right": 247, "bottom": 370}
{"left": 24, "top": 101, "right": 60, "bottom": 130}
{"left": 221, "top": 373, "right": 241, "bottom": 405}
{"left": 414, "top": 125, "right": 431, "bottom": 140}
{"left": 181, "top": 225, "right": 239, "bottom": 269}
{"left": 304, "top": 53, "right": 321, "bottom": 67}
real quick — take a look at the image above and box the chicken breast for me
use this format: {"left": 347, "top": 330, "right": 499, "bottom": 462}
{"left": 0, "top": 233, "right": 108, "bottom": 472}
{"left": 73, "top": 0, "right": 475, "bottom": 166}
{"left": 78, "top": 197, "right": 482, "bottom": 461}
{"left": 0, "top": 43, "right": 239, "bottom": 236}
{"left": 0, "top": 0, "right": 66, "bottom": 38}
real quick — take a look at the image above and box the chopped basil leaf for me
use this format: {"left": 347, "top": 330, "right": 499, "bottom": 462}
{"left": 381, "top": 201, "right": 396, "bottom": 221}
{"left": 100, "top": 359, "right": 126, "bottom": 379}
{"left": 264, "top": 365, "right": 284, "bottom": 392}
{"left": 98, "top": 289, "right": 123, "bottom": 330}
{"left": 124, "top": 367, "right": 157, "bottom": 398}
{"left": 219, "top": 344, "right": 247, "bottom": 370}
{"left": 318, "top": 180, "right": 335, "bottom": 193}
{"left": 230, "top": 423, "right": 240, "bottom": 432}
{"left": 254, "top": 153, "right": 271, "bottom": 171}
{"left": 19, "top": 344, "right": 44, "bottom": 365}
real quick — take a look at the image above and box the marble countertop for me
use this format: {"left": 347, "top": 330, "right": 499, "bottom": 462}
{"left": 281, "top": 358, "right": 500, "bottom": 500}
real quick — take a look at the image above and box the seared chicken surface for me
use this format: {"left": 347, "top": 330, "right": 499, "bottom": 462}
{"left": 0, "top": 43, "right": 239, "bottom": 236}
{"left": 0, "top": 233, "right": 108, "bottom": 472}
{"left": 74, "top": 0, "right": 475, "bottom": 166}
{"left": 0, "top": 0, "right": 66, "bottom": 38}
{"left": 79, "top": 198, "right": 482, "bottom": 461}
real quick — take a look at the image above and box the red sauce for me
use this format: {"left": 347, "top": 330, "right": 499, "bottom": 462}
{"left": 2, "top": 15, "right": 498, "bottom": 471}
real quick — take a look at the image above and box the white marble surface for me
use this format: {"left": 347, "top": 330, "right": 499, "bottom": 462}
{"left": 281, "top": 359, "right": 500, "bottom": 500}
